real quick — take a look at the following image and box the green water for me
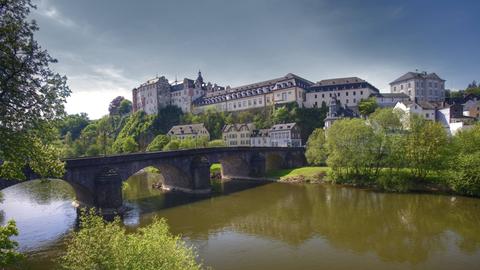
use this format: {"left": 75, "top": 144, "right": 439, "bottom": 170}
{"left": 1, "top": 173, "right": 480, "bottom": 269}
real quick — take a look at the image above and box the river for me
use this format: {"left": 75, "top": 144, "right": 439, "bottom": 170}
{"left": 1, "top": 173, "right": 480, "bottom": 269}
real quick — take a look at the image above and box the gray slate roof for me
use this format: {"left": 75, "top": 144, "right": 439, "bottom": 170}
{"left": 222, "top": 123, "right": 255, "bottom": 133}
{"left": 390, "top": 72, "right": 445, "bottom": 85}
{"left": 314, "top": 77, "right": 365, "bottom": 86}
{"left": 270, "top": 122, "right": 297, "bottom": 131}
{"left": 168, "top": 123, "right": 208, "bottom": 136}
{"left": 374, "top": 93, "right": 410, "bottom": 98}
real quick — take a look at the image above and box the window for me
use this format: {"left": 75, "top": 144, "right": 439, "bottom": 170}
{"left": 315, "top": 94, "right": 317, "bottom": 98}
{"left": 322, "top": 94, "right": 325, "bottom": 98}
{"left": 360, "top": 91, "right": 363, "bottom": 95}
{"left": 346, "top": 99, "right": 349, "bottom": 104}
{"left": 426, "top": 113, "right": 429, "bottom": 118}
{"left": 408, "top": 82, "right": 411, "bottom": 88}
{"left": 346, "top": 92, "right": 349, "bottom": 96}
{"left": 353, "top": 91, "right": 356, "bottom": 96}
{"left": 401, "top": 84, "right": 404, "bottom": 90}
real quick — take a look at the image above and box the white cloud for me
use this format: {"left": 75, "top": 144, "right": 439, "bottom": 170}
{"left": 65, "top": 65, "right": 136, "bottom": 119}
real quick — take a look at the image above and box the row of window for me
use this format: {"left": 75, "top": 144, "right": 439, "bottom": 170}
{"left": 313, "top": 90, "right": 364, "bottom": 99}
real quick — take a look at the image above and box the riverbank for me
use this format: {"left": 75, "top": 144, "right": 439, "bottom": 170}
{"left": 265, "top": 166, "right": 457, "bottom": 196}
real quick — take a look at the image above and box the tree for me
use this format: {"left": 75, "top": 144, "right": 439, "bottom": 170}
{"left": 118, "top": 99, "right": 132, "bottom": 115}
{"left": 58, "top": 211, "right": 201, "bottom": 270}
{"left": 305, "top": 128, "right": 327, "bottom": 165}
{"left": 369, "top": 108, "right": 404, "bottom": 133}
{"left": 146, "top": 135, "right": 170, "bottom": 152}
{"left": 108, "top": 96, "right": 125, "bottom": 115}
{"left": 0, "top": 0, "right": 70, "bottom": 179}
{"left": 154, "top": 105, "right": 183, "bottom": 134}
{"left": 358, "top": 97, "right": 378, "bottom": 116}
{"left": 326, "top": 119, "right": 380, "bottom": 183}
{"left": 0, "top": 220, "right": 24, "bottom": 268}
{"left": 404, "top": 116, "right": 448, "bottom": 180}
{"left": 58, "top": 113, "right": 90, "bottom": 140}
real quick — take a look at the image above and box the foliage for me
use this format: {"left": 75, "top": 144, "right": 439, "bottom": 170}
{"left": 57, "top": 113, "right": 90, "bottom": 140}
{"left": 58, "top": 210, "right": 201, "bottom": 270}
{"left": 0, "top": 0, "right": 70, "bottom": 179}
{"left": 305, "top": 128, "right": 327, "bottom": 165}
{"left": 448, "top": 125, "right": 480, "bottom": 196}
{"left": 182, "top": 108, "right": 227, "bottom": 139}
{"left": 119, "top": 99, "right": 132, "bottom": 115}
{"left": 207, "top": 139, "right": 226, "bottom": 147}
{"left": 325, "top": 118, "right": 380, "bottom": 184}
{"left": 114, "top": 111, "right": 156, "bottom": 151}
{"left": 358, "top": 97, "right": 378, "bottom": 116}
{"left": 146, "top": 135, "right": 170, "bottom": 152}
{"left": 163, "top": 140, "right": 180, "bottom": 151}
{"left": 154, "top": 105, "right": 184, "bottom": 134}
{"left": 114, "top": 136, "right": 138, "bottom": 154}
{"left": 404, "top": 116, "right": 448, "bottom": 180}
{"left": 109, "top": 96, "right": 126, "bottom": 115}
{"left": 0, "top": 220, "right": 24, "bottom": 267}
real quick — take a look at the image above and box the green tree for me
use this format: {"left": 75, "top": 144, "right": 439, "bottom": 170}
{"left": 108, "top": 96, "right": 125, "bottom": 116}
{"left": 0, "top": 220, "right": 23, "bottom": 268}
{"left": 58, "top": 211, "right": 201, "bottom": 270}
{"left": 358, "top": 97, "right": 378, "bottom": 116}
{"left": 326, "top": 119, "right": 380, "bottom": 183}
{"left": 155, "top": 105, "right": 183, "bottom": 134}
{"left": 58, "top": 113, "right": 90, "bottom": 140}
{"left": 305, "top": 128, "right": 327, "bottom": 165}
{"left": 146, "top": 135, "right": 170, "bottom": 151}
{"left": 0, "top": 0, "right": 70, "bottom": 180}
{"left": 118, "top": 99, "right": 132, "bottom": 115}
{"left": 404, "top": 116, "right": 448, "bottom": 180}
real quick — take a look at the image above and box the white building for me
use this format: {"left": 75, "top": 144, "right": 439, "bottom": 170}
{"left": 250, "top": 129, "right": 271, "bottom": 147}
{"left": 194, "top": 73, "right": 313, "bottom": 114}
{"left": 270, "top": 123, "right": 302, "bottom": 147}
{"left": 374, "top": 93, "right": 410, "bottom": 107}
{"left": 167, "top": 123, "right": 210, "bottom": 140}
{"left": 304, "top": 77, "right": 380, "bottom": 109}
{"left": 390, "top": 71, "right": 445, "bottom": 103}
{"left": 222, "top": 123, "right": 255, "bottom": 146}
{"left": 394, "top": 101, "right": 438, "bottom": 122}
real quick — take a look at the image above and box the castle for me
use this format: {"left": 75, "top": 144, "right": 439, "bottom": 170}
{"left": 132, "top": 71, "right": 385, "bottom": 115}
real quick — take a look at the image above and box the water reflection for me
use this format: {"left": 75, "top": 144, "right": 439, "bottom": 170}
{"left": 1, "top": 174, "right": 480, "bottom": 270}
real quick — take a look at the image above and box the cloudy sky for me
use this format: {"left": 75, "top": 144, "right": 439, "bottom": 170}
{"left": 31, "top": 0, "right": 480, "bottom": 119}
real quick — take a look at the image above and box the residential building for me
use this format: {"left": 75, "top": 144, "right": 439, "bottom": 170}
{"left": 436, "top": 104, "right": 476, "bottom": 135}
{"left": 463, "top": 97, "right": 480, "bottom": 119}
{"left": 390, "top": 71, "right": 446, "bottom": 102}
{"left": 394, "top": 101, "right": 438, "bottom": 122}
{"left": 194, "top": 73, "right": 313, "bottom": 114}
{"left": 270, "top": 123, "right": 302, "bottom": 147}
{"left": 304, "top": 77, "right": 380, "bottom": 109}
{"left": 250, "top": 129, "right": 271, "bottom": 147}
{"left": 374, "top": 93, "right": 410, "bottom": 107}
{"left": 222, "top": 123, "right": 255, "bottom": 146}
{"left": 167, "top": 123, "right": 210, "bottom": 140}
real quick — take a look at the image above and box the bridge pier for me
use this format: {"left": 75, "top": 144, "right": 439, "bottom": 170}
{"left": 94, "top": 168, "right": 124, "bottom": 218}
{"left": 249, "top": 154, "right": 266, "bottom": 177}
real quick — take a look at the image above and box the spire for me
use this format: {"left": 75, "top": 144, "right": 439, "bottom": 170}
{"left": 196, "top": 69, "right": 204, "bottom": 86}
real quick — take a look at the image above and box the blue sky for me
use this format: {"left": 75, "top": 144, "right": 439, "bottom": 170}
{"left": 32, "top": 0, "right": 480, "bottom": 119}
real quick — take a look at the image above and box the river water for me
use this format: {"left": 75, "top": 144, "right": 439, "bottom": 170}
{"left": 1, "top": 173, "right": 480, "bottom": 269}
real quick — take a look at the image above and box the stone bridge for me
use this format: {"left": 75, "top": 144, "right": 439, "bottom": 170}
{"left": 0, "top": 147, "right": 305, "bottom": 215}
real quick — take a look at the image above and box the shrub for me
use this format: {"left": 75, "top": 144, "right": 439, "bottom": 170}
{"left": 0, "top": 220, "right": 24, "bottom": 268}
{"left": 207, "top": 139, "right": 225, "bottom": 147}
{"left": 146, "top": 135, "right": 170, "bottom": 152}
{"left": 377, "top": 173, "right": 412, "bottom": 192}
{"left": 58, "top": 210, "right": 202, "bottom": 270}
{"left": 448, "top": 152, "right": 480, "bottom": 196}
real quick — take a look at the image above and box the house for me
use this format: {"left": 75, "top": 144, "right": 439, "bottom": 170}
{"left": 167, "top": 123, "right": 210, "bottom": 140}
{"left": 374, "top": 92, "right": 410, "bottom": 108}
{"left": 222, "top": 123, "right": 255, "bottom": 146}
{"left": 436, "top": 104, "right": 476, "bottom": 135}
{"left": 390, "top": 71, "right": 446, "bottom": 102}
{"left": 463, "top": 97, "right": 480, "bottom": 119}
{"left": 269, "top": 123, "right": 302, "bottom": 147}
{"left": 394, "top": 100, "right": 438, "bottom": 122}
{"left": 250, "top": 129, "right": 271, "bottom": 147}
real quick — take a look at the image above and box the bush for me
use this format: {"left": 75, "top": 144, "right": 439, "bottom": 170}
{"left": 163, "top": 140, "right": 180, "bottom": 151}
{"left": 58, "top": 210, "right": 202, "bottom": 270}
{"left": 448, "top": 152, "right": 480, "bottom": 196}
{"left": 207, "top": 139, "right": 225, "bottom": 147}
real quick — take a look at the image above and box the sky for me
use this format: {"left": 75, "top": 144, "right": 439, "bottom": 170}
{"left": 31, "top": 0, "right": 480, "bottom": 119}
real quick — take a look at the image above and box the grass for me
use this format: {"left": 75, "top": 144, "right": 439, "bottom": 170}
{"left": 265, "top": 166, "right": 330, "bottom": 180}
